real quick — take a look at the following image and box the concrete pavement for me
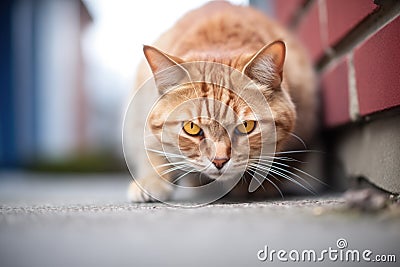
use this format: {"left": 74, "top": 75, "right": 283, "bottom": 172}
{"left": 0, "top": 172, "right": 399, "bottom": 267}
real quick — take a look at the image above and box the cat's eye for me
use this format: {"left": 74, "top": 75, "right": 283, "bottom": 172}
{"left": 235, "top": 120, "right": 256, "bottom": 135}
{"left": 183, "top": 121, "right": 203, "bottom": 136}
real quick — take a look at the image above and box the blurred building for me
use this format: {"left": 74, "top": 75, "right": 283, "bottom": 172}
{"left": 0, "top": 0, "right": 92, "bottom": 167}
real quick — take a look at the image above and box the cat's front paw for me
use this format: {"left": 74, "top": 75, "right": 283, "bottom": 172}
{"left": 127, "top": 178, "right": 173, "bottom": 202}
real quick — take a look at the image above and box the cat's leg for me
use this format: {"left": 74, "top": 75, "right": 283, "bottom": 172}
{"left": 128, "top": 154, "right": 175, "bottom": 202}
{"left": 128, "top": 175, "right": 174, "bottom": 202}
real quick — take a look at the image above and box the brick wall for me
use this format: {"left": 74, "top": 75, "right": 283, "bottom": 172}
{"left": 274, "top": 0, "right": 400, "bottom": 127}
{"left": 272, "top": 0, "right": 400, "bottom": 193}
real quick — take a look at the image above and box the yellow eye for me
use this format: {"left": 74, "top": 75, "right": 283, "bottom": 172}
{"left": 183, "top": 121, "right": 203, "bottom": 136}
{"left": 235, "top": 120, "right": 256, "bottom": 134}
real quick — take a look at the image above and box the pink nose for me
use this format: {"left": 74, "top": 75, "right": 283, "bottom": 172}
{"left": 212, "top": 158, "right": 229, "bottom": 169}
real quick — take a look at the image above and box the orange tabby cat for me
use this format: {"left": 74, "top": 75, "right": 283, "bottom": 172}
{"left": 127, "top": 1, "right": 317, "bottom": 202}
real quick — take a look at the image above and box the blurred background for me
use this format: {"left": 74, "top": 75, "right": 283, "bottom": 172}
{"left": 0, "top": 0, "right": 252, "bottom": 172}
{"left": 1, "top": 0, "right": 398, "bottom": 198}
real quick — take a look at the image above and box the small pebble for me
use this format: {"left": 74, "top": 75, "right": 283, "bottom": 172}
{"left": 313, "top": 207, "right": 323, "bottom": 216}
{"left": 344, "top": 188, "right": 388, "bottom": 212}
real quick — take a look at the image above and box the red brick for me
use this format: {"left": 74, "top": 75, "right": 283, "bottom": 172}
{"left": 327, "top": 0, "right": 377, "bottom": 45}
{"left": 354, "top": 17, "right": 400, "bottom": 116}
{"left": 321, "top": 59, "right": 350, "bottom": 127}
{"left": 296, "top": 2, "right": 324, "bottom": 62}
{"left": 275, "top": 0, "right": 304, "bottom": 26}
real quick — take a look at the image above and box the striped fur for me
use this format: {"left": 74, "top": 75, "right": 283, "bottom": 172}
{"left": 128, "top": 2, "right": 317, "bottom": 202}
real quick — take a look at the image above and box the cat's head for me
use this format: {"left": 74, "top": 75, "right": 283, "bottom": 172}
{"left": 143, "top": 41, "right": 295, "bottom": 180}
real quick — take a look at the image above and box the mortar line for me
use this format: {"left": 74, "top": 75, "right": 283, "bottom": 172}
{"left": 347, "top": 52, "right": 360, "bottom": 121}
{"left": 318, "top": 0, "right": 329, "bottom": 49}
{"left": 316, "top": 0, "right": 400, "bottom": 73}
{"left": 289, "top": 0, "right": 316, "bottom": 30}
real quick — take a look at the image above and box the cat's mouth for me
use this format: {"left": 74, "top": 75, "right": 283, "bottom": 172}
{"left": 206, "top": 169, "right": 224, "bottom": 178}
{"left": 202, "top": 162, "right": 238, "bottom": 180}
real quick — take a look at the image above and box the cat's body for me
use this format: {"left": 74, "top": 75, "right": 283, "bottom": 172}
{"left": 127, "top": 2, "right": 317, "bottom": 202}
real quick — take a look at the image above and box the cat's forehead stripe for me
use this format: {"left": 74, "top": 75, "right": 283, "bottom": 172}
{"left": 203, "top": 84, "right": 241, "bottom": 123}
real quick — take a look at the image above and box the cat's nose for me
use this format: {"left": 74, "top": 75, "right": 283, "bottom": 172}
{"left": 212, "top": 157, "right": 229, "bottom": 169}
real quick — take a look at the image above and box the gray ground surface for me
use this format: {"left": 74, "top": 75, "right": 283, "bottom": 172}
{"left": 0, "top": 172, "right": 399, "bottom": 267}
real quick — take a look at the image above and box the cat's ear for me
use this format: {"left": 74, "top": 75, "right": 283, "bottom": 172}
{"left": 143, "top": 45, "right": 188, "bottom": 94}
{"left": 242, "top": 40, "right": 286, "bottom": 88}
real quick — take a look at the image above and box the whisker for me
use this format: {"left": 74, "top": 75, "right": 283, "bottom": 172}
{"left": 269, "top": 173, "right": 282, "bottom": 184}
{"left": 255, "top": 158, "right": 327, "bottom": 186}
{"left": 253, "top": 161, "right": 315, "bottom": 190}
{"left": 256, "top": 155, "right": 306, "bottom": 163}
{"left": 145, "top": 148, "right": 186, "bottom": 159}
{"left": 172, "top": 169, "right": 196, "bottom": 184}
{"left": 248, "top": 159, "right": 273, "bottom": 168}
{"left": 155, "top": 161, "right": 187, "bottom": 169}
{"left": 289, "top": 132, "right": 307, "bottom": 149}
{"left": 264, "top": 150, "right": 323, "bottom": 155}
{"left": 249, "top": 161, "right": 314, "bottom": 192}
{"left": 240, "top": 174, "right": 246, "bottom": 186}
{"left": 160, "top": 164, "right": 192, "bottom": 176}
{"left": 245, "top": 168, "right": 267, "bottom": 192}
{"left": 267, "top": 168, "right": 316, "bottom": 195}
{"left": 247, "top": 166, "right": 283, "bottom": 197}
{"left": 253, "top": 176, "right": 267, "bottom": 192}
{"left": 145, "top": 148, "right": 177, "bottom": 155}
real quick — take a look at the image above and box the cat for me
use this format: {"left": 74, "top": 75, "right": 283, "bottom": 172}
{"left": 126, "top": 1, "right": 317, "bottom": 202}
